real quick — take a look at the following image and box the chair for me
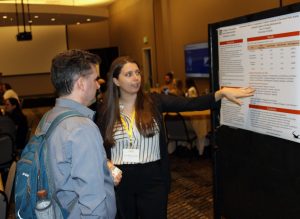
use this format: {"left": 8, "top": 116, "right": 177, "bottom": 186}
{"left": 0, "top": 133, "right": 15, "bottom": 171}
{"left": 0, "top": 190, "right": 8, "bottom": 219}
{"left": 0, "top": 161, "right": 16, "bottom": 219}
{"left": 164, "top": 112, "right": 197, "bottom": 159}
{"left": 5, "top": 161, "right": 16, "bottom": 205}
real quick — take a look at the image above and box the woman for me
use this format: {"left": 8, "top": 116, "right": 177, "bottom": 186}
{"left": 97, "top": 56, "right": 254, "bottom": 219}
{"left": 185, "top": 78, "right": 199, "bottom": 97}
{"left": 2, "top": 83, "right": 19, "bottom": 102}
{"left": 4, "top": 97, "right": 29, "bottom": 149}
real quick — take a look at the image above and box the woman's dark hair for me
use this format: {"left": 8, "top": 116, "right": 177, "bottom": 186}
{"left": 98, "top": 56, "right": 157, "bottom": 148}
{"left": 185, "top": 78, "right": 196, "bottom": 88}
{"left": 7, "top": 97, "right": 21, "bottom": 111}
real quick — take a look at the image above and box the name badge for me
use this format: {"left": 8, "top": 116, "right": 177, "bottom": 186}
{"left": 123, "top": 149, "right": 139, "bottom": 163}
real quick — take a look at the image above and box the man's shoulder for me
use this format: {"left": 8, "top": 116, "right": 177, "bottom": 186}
{"left": 36, "top": 108, "right": 91, "bottom": 136}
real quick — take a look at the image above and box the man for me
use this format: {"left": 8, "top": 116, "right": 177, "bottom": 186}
{"left": 36, "top": 49, "right": 116, "bottom": 218}
{"left": 160, "top": 71, "right": 175, "bottom": 94}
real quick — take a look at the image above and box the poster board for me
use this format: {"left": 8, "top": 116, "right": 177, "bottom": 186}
{"left": 216, "top": 9, "right": 300, "bottom": 143}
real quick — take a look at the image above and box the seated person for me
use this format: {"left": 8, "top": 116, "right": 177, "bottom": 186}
{"left": 0, "top": 115, "right": 16, "bottom": 142}
{"left": 160, "top": 72, "right": 176, "bottom": 94}
{"left": 169, "top": 79, "right": 185, "bottom": 96}
{"left": 185, "top": 78, "right": 199, "bottom": 97}
{"left": 2, "top": 83, "right": 19, "bottom": 102}
{"left": 4, "top": 98, "right": 29, "bottom": 150}
{"left": 0, "top": 81, "right": 4, "bottom": 105}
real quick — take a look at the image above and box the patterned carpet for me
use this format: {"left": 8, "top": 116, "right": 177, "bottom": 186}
{"left": 168, "top": 152, "right": 213, "bottom": 219}
{"left": 8, "top": 107, "right": 214, "bottom": 219}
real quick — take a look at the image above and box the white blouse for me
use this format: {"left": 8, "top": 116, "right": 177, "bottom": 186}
{"left": 111, "top": 113, "right": 161, "bottom": 165}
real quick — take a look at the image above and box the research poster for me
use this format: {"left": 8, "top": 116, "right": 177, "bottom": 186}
{"left": 218, "top": 12, "right": 300, "bottom": 143}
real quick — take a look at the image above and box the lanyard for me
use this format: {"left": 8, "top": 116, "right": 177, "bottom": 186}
{"left": 120, "top": 110, "right": 136, "bottom": 144}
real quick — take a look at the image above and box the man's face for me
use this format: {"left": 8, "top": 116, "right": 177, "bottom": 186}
{"left": 81, "top": 64, "right": 100, "bottom": 106}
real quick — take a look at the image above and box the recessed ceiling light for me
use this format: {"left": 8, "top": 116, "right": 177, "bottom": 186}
{"left": 28, "top": 20, "right": 33, "bottom": 23}
{"left": 3, "top": 16, "right": 8, "bottom": 19}
{"left": 76, "top": 22, "right": 81, "bottom": 25}
{"left": 86, "top": 18, "right": 91, "bottom": 22}
{"left": 51, "top": 18, "right": 56, "bottom": 21}
{"left": 34, "top": 15, "right": 39, "bottom": 19}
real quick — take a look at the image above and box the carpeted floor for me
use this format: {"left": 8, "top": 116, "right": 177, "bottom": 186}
{"left": 168, "top": 151, "right": 213, "bottom": 219}
{"left": 8, "top": 107, "right": 214, "bottom": 219}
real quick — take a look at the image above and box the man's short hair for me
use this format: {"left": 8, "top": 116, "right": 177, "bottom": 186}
{"left": 51, "top": 49, "right": 101, "bottom": 96}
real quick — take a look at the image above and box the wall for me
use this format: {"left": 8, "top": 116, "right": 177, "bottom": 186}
{"left": 108, "top": 0, "right": 156, "bottom": 75}
{"left": 0, "top": 5, "right": 111, "bottom": 97}
{"left": 1, "top": 22, "right": 111, "bottom": 97}
{"left": 3, "top": 73, "right": 54, "bottom": 97}
{"left": 167, "top": 0, "right": 279, "bottom": 93}
{"left": 0, "top": 25, "right": 68, "bottom": 97}
{"left": 67, "top": 20, "right": 110, "bottom": 50}
{"left": 283, "top": 0, "right": 300, "bottom": 5}
{"left": 108, "top": 0, "right": 294, "bottom": 93}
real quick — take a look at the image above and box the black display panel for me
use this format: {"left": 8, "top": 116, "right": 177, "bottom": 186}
{"left": 209, "top": 3, "right": 300, "bottom": 219}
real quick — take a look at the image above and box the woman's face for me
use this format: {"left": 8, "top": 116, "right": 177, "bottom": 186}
{"left": 113, "top": 62, "right": 141, "bottom": 96}
{"left": 4, "top": 99, "right": 15, "bottom": 113}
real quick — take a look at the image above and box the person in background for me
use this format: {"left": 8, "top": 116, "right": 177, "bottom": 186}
{"left": 185, "top": 78, "right": 199, "bottom": 97}
{"left": 0, "top": 78, "right": 4, "bottom": 105}
{"left": 0, "top": 113, "right": 16, "bottom": 143}
{"left": 2, "top": 83, "right": 19, "bottom": 102}
{"left": 35, "top": 49, "right": 117, "bottom": 218}
{"left": 88, "top": 78, "right": 106, "bottom": 111}
{"left": 160, "top": 71, "right": 176, "bottom": 94}
{"left": 96, "top": 56, "right": 255, "bottom": 219}
{"left": 169, "top": 79, "right": 185, "bottom": 96}
{"left": 4, "top": 97, "right": 28, "bottom": 150}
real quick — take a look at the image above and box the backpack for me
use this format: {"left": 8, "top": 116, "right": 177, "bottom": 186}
{"left": 14, "top": 110, "right": 83, "bottom": 219}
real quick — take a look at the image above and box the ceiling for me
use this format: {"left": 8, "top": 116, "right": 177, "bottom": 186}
{"left": 0, "top": 0, "right": 115, "bottom": 26}
{"left": 0, "top": 0, "right": 115, "bottom": 6}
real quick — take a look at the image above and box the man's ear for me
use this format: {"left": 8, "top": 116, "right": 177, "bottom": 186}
{"left": 113, "top": 78, "right": 120, "bottom": 87}
{"left": 76, "top": 76, "right": 85, "bottom": 90}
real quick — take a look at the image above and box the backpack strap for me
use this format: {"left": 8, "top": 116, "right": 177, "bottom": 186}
{"left": 41, "top": 110, "right": 85, "bottom": 218}
{"left": 45, "top": 110, "right": 84, "bottom": 138}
